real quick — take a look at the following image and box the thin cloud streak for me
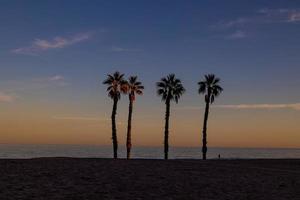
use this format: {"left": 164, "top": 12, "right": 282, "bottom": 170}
{"left": 258, "top": 8, "right": 300, "bottom": 22}
{"left": 12, "top": 32, "right": 92, "bottom": 55}
{"left": 0, "top": 92, "right": 15, "bottom": 102}
{"left": 212, "top": 8, "right": 300, "bottom": 40}
{"left": 52, "top": 116, "right": 107, "bottom": 121}
{"left": 217, "top": 103, "right": 300, "bottom": 110}
{"left": 33, "top": 75, "right": 69, "bottom": 87}
{"left": 213, "top": 18, "right": 250, "bottom": 29}
{"left": 214, "top": 8, "right": 300, "bottom": 29}
{"left": 2, "top": 75, "right": 68, "bottom": 91}
{"left": 52, "top": 116, "right": 123, "bottom": 125}
{"left": 226, "top": 30, "right": 247, "bottom": 39}
{"left": 0, "top": 75, "right": 68, "bottom": 101}
{"left": 48, "top": 75, "right": 65, "bottom": 82}
{"left": 177, "top": 103, "right": 300, "bottom": 111}
{"left": 110, "top": 46, "right": 142, "bottom": 52}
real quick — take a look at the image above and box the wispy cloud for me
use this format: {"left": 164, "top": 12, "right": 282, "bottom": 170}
{"left": 212, "top": 8, "right": 300, "bottom": 40}
{"left": 217, "top": 103, "right": 300, "bottom": 110}
{"left": 177, "top": 103, "right": 300, "bottom": 111}
{"left": 110, "top": 46, "right": 142, "bottom": 52}
{"left": 2, "top": 75, "right": 68, "bottom": 90}
{"left": 0, "top": 75, "right": 68, "bottom": 101}
{"left": 52, "top": 116, "right": 105, "bottom": 121}
{"left": 258, "top": 8, "right": 300, "bottom": 22}
{"left": 289, "top": 12, "right": 300, "bottom": 22}
{"left": 48, "top": 75, "right": 65, "bottom": 82}
{"left": 33, "top": 75, "right": 68, "bottom": 87}
{"left": 215, "top": 8, "right": 300, "bottom": 30}
{"left": 0, "top": 92, "right": 15, "bottom": 103}
{"left": 226, "top": 30, "right": 247, "bottom": 39}
{"left": 213, "top": 18, "right": 250, "bottom": 29}
{"left": 52, "top": 116, "right": 123, "bottom": 125}
{"left": 12, "top": 32, "right": 92, "bottom": 55}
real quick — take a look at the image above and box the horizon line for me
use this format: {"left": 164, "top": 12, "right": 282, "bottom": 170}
{"left": 1, "top": 143, "right": 299, "bottom": 149}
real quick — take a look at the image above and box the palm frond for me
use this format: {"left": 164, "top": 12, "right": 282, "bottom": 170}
{"left": 198, "top": 82, "right": 206, "bottom": 94}
{"left": 137, "top": 85, "right": 144, "bottom": 90}
{"left": 157, "top": 74, "right": 185, "bottom": 103}
{"left": 103, "top": 71, "right": 126, "bottom": 99}
{"left": 213, "top": 77, "right": 220, "bottom": 84}
{"left": 136, "top": 90, "right": 143, "bottom": 95}
{"left": 126, "top": 76, "right": 144, "bottom": 98}
{"left": 156, "top": 82, "right": 166, "bottom": 88}
{"left": 198, "top": 74, "right": 223, "bottom": 104}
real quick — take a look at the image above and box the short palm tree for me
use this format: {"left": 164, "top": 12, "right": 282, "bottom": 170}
{"left": 125, "top": 76, "right": 144, "bottom": 159}
{"left": 198, "top": 74, "right": 223, "bottom": 160}
{"left": 157, "top": 74, "right": 185, "bottom": 160}
{"left": 103, "top": 71, "right": 127, "bottom": 159}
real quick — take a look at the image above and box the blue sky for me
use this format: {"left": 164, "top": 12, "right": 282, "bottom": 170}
{"left": 0, "top": 1, "right": 300, "bottom": 147}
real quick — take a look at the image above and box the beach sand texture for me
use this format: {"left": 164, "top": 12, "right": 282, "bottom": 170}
{"left": 0, "top": 158, "right": 299, "bottom": 200}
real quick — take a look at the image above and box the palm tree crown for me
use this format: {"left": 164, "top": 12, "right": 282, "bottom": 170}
{"left": 126, "top": 76, "right": 144, "bottom": 100}
{"left": 103, "top": 71, "right": 127, "bottom": 99}
{"left": 157, "top": 74, "right": 185, "bottom": 103}
{"left": 198, "top": 74, "right": 223, "bottom": 103}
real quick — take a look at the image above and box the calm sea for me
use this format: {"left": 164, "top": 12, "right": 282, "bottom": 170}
{"left": 0, "top": 144, "right": 300, "bottom": 159}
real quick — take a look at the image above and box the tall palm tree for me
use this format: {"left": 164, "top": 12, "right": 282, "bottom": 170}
{"left": 103, "top": 71, "right": 127, "bottom": 159}
{"left": 157, "top": 74, "right": 185, "bottom": 160}
{"left": 198, "top": 74, "right": 223, "bottom": 160}
{"left": 125, "top": 76, "right": 144, "bottom": 159}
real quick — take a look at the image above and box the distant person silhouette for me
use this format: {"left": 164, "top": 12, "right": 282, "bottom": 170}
{"left": 218, "top": 154, "right": 221, "bottom": 159}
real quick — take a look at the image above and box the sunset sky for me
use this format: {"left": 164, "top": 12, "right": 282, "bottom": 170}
{"left": 1, "top": 0, "right": 300, "bottom": 148}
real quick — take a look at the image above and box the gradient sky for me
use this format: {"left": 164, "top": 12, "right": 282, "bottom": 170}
{"left": 1, "top": 0, "right": 300, "bottom": 148}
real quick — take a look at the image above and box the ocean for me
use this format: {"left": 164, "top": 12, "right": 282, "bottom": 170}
{"left": 1, "top": 144, "right": 300, "bottom": 159}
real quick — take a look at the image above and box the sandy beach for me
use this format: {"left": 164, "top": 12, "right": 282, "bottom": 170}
{"left": 0, "top": 158, "right": 299, "bottom": 200}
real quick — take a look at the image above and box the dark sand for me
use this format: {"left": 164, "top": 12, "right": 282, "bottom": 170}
{"left": 0, "top": 158, "right": 299, "bottom": 200}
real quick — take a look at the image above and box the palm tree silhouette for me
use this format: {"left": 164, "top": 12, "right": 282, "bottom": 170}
{"left": 157, "top": 74, "right": 185, "bottom": 160}
{"left": 103, "top": 71, "right": 127, "bottom": 159}
{"left": 125, "top": 76, "right": 144, "bottom": 159}
{"left": 198, "top": 74, "right": 223, "bottom": 160}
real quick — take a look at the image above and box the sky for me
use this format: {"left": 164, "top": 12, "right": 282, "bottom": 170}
{"left": 0, "top": 0, "right": 300, "bottom": 148}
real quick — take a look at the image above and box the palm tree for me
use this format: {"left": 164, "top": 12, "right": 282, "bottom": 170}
{"left": 125, "top": 76, "right": 144, "bottom": 159}
{"left": 157, "top": 74, "right": 185, "bottom": 160}
{"left": 103, "top": 71, "right": 127, "bottom": 159}
{"left": 198, "top": 74, "right": 223, "bottom": 160}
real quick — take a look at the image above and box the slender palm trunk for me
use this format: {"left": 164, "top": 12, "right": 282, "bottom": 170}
{"left": 111, "top": 97, "right": 118, "bottom": 159}
{"left": 202, "top": 96, "right": 210, "bottom": 160}
{"left": 164, "top": 99, "right": 171, "bottom": 160}
{"left": 126, "top": 94, "right": 133, "bottom": 159}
